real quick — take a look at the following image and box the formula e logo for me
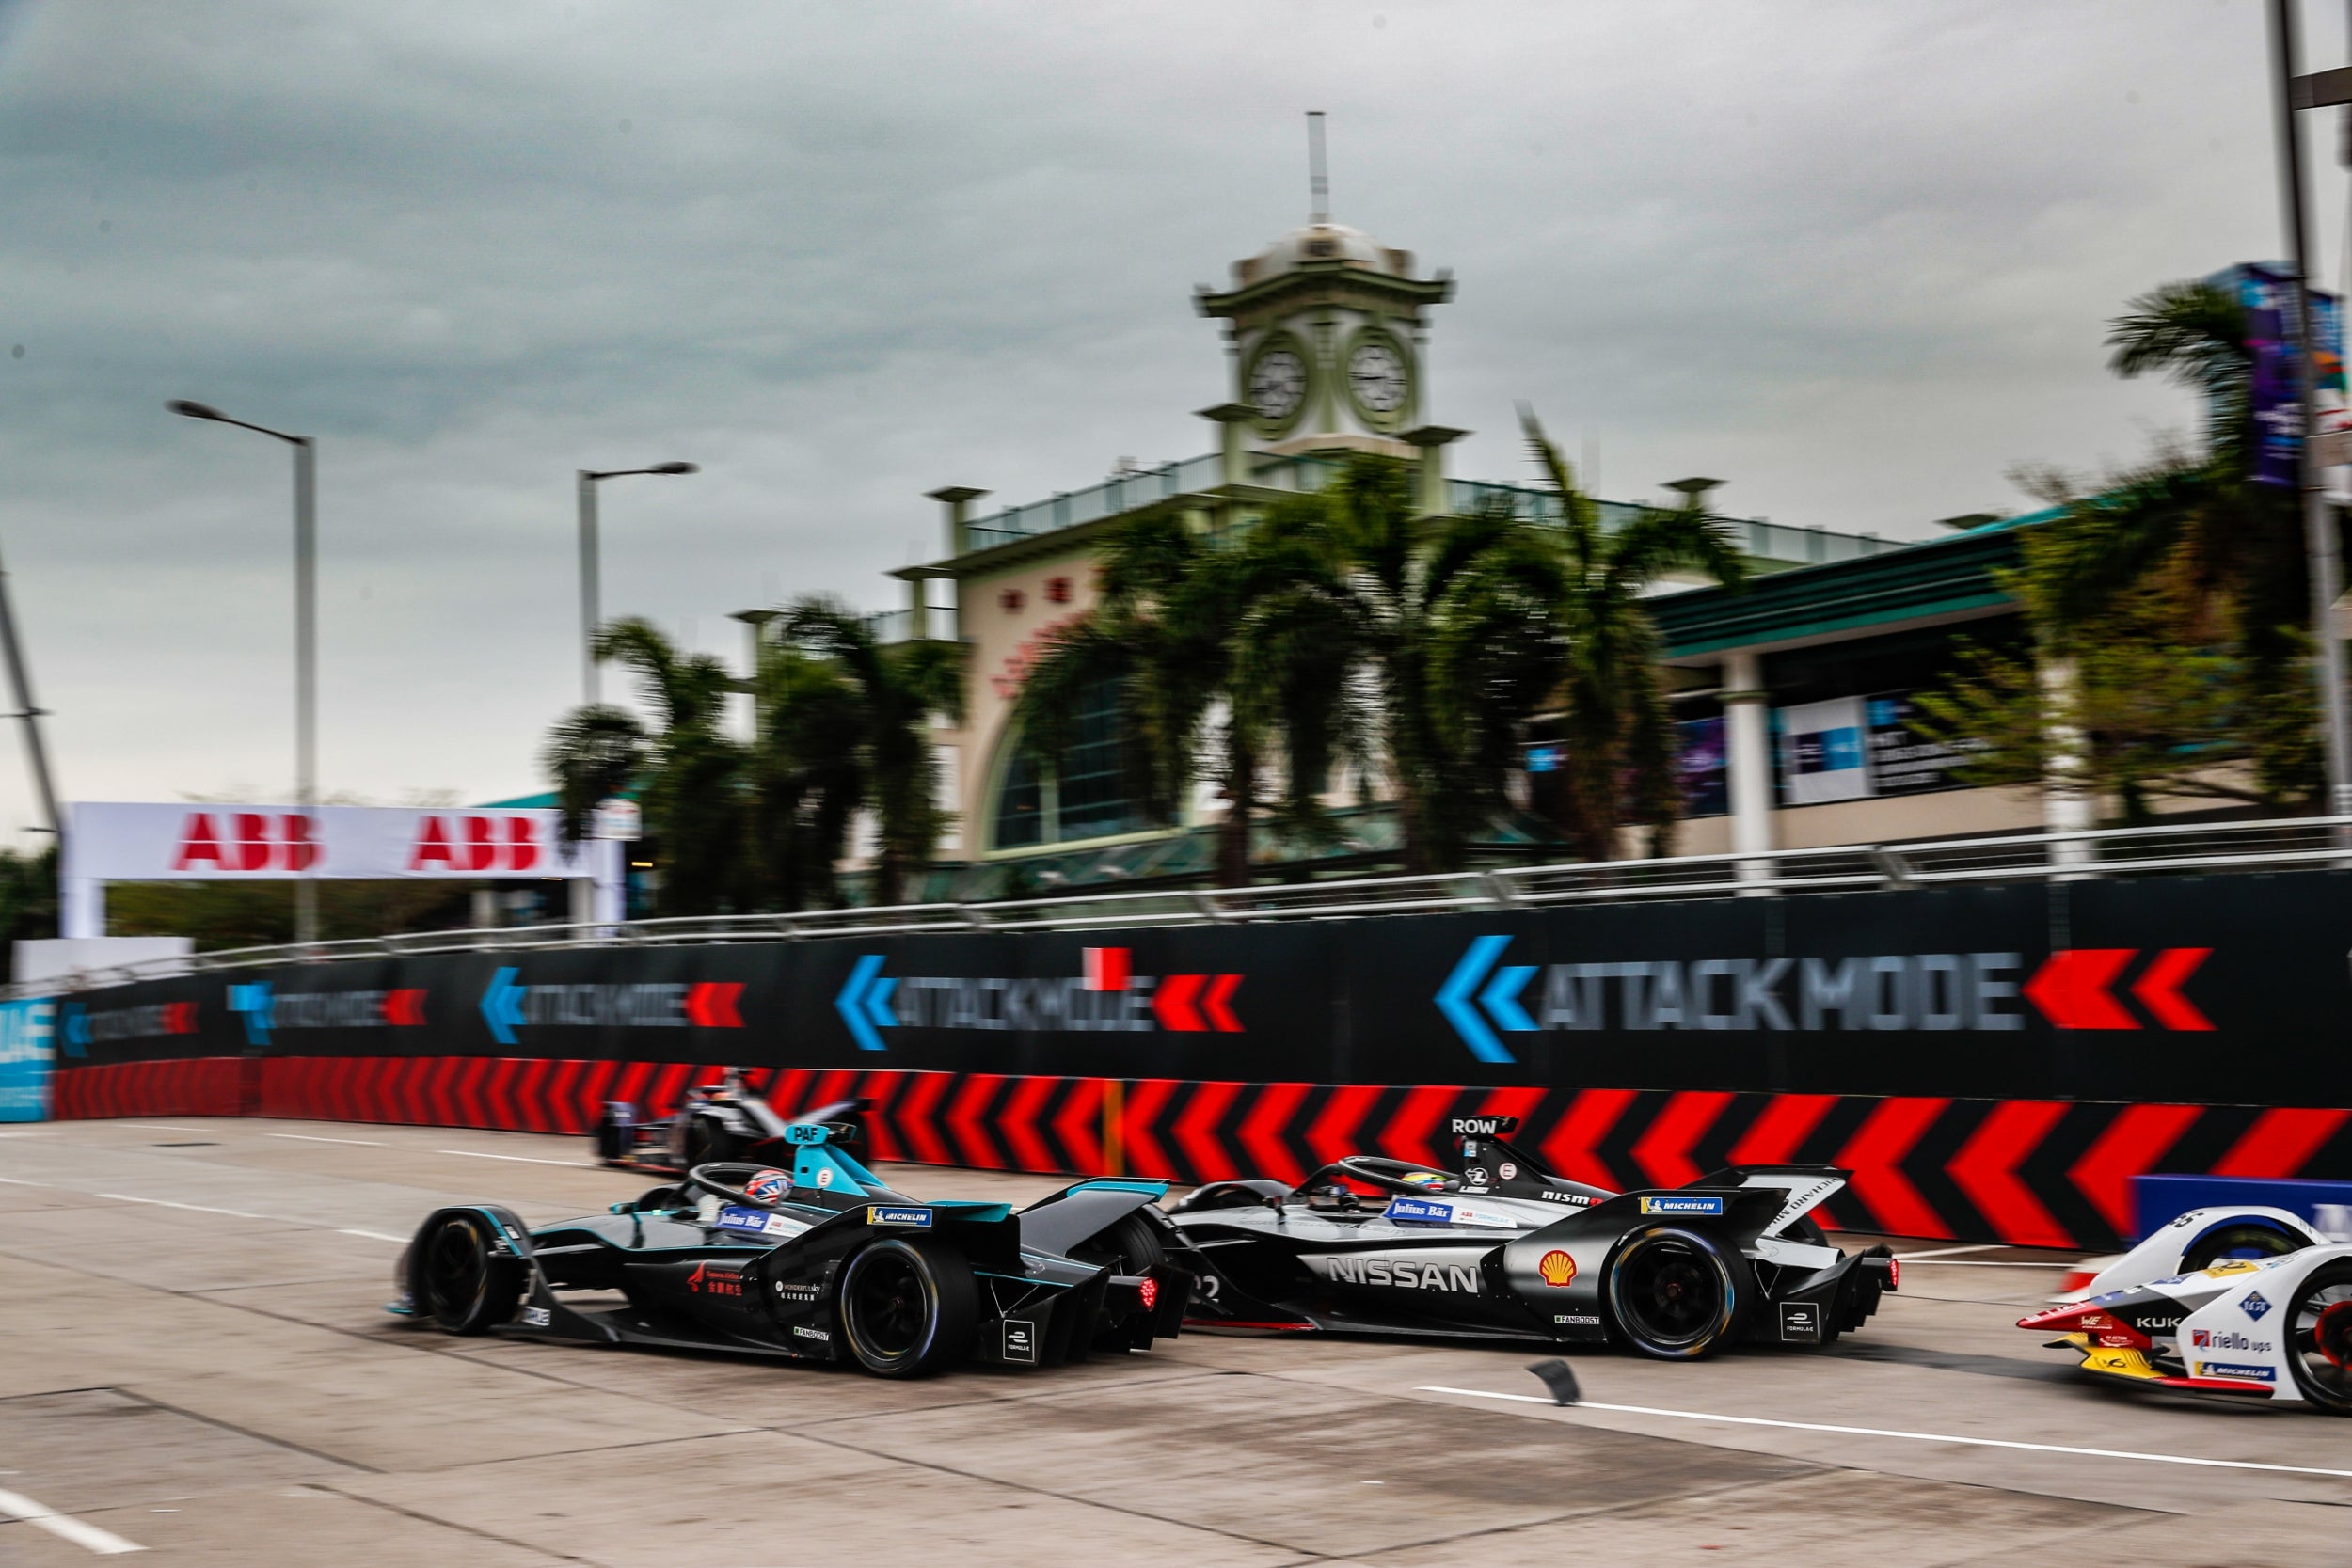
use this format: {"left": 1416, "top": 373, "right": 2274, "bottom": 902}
{"left": 1321, "top": 1254, "right": 1484, "bottom": 1292}
{"left": 1639, "top": 1195, "right": 1726, "bottom": 1217}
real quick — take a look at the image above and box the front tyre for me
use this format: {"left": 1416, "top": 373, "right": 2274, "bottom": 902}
{"left": 2287, "top": 1259, "right": 2352, "bottom": 1415}
{"left": 837, "top": 1238, "right": 978, "bottom": 1378}
{"left": 682, "top": 1114, "right": 737, "bottom": 1170}
{"left": 412, "top": 1213, "right": 522, "bottom": 1336}
{"left": 1606, "top": 1227, "right": 1750, "bottom": 1360}
{"left": 2182, "top": 1221, "right": 2308, "bottom": 1273}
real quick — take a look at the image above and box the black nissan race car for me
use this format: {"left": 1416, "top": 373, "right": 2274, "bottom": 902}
{"left": 1161, "top": 1116, "right": 1895, "bottom": 1359}
{"left": 591, "top": 1067, "right": 822, "bottom": 1172}
{"left": 392, "top": 1120, "right": 1186, "bottom": 1377}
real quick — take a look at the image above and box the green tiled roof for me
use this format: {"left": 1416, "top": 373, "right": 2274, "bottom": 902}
{"left": 1650, "top": 507, "right": 2056, "bottom": 657}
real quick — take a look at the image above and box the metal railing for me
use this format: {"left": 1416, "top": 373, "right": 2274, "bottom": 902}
{"left": 22, "top": 813, "right": 2352, "bottom": 998}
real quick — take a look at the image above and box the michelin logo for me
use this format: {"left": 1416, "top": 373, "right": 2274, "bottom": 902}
{"left": 867, "top": 1206, "right": 933, "bottom": 1227}
{"left": 1639, "top": 1195, "right": 1726, "bottom": 1217}
{"left": 2199, "top": 1361, "right": 2277, "bottom": 1383}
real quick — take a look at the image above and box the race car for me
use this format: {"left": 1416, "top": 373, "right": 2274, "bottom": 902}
{"left": 1161, "top": 1115, "right": 1896, "bottom": 1358}
{"left": 392, "top": 1119, "right": 1187, "bottom": 1377}
{"left": 2019, "top": 1205, "right": 2352, "bottom": 1411}
{"left": 591, "top": 1067, "right": 835, "bottom": 1172}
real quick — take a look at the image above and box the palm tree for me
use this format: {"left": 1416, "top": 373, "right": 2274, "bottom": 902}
{"left": 1010, "top": 510, "right": 1261, "bottom": 885}
{"left": 776, "top": 598, "right": 965, "bottom": 906}
{"left": 749, "top": 641, "right": 866, "bottom": 911}
{"left": 1237, "top": 454, "right": 1567, "bottom": 873}
{"left": 1518, "top": 410, "right": 1747, "bottom": 859}
{"left": 2026, "top": 278, "right": 2319, "bottom": 801}
{"left": 541, "top": 617, "right": 747, "bottom": 915}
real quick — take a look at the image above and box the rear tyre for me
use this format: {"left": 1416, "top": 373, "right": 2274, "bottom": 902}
{"left": 2182, "top": 1221, "right": 2308, "bottom": 1273}
{"left": 837, "top": 1238, "right": 978, "bottom": 1378}
{"left": 1606, "top": 1227, "right": 1750, "bottom": 1361}
{"left": 2287, "top": 1259, "right": 2352, "bottom": 1415}
{"left": 1074, "top": 1212, "right": 1168, "bottom": 1276}
{"left": 682, "top": 1114, "right": 736, "bottom": 1170}
{"left": 413, "top": 1213, "right": 522, "bottom": 1336}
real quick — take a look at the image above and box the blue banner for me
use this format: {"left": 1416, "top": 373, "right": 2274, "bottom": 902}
{"left": 2217, "top": 262, "right": 2346, "bottom": 488}
{"left": 0, "top": 997, "right": 55, "bottom": 1121}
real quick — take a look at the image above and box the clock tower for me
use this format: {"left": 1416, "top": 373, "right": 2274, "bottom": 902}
{"left": 1196, "top": 194, "right": 1453, "bottom": 458}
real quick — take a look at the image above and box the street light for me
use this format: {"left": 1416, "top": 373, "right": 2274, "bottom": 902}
{"left": 168, "top": 398, "right": 321, "bottom": 945}
{"left": 729, "top": 608, "right": 782, "bottom": 744}
{"left": 578, "top": 463, "right": 698, "bottom": 706}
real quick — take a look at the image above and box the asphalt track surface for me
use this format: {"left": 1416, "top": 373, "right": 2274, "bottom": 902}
{"left": 2, "top": 1121, "right": 2349, "bottom": 1566}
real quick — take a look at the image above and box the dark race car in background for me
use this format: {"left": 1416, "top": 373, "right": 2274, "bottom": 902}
{"left": 1161, "top": 1116, "right": 1895, "bottom": 1359}
{"left": 394, "top": 1119, "right": 1186, "bottom": 1377}
{"left": 592, "top": 1067, "right": 852, "bottom": 1173}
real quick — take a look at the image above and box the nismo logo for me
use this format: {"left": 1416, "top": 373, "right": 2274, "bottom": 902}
{"left": 1319, "top": 1254, "right": 1485, "bottom": 1293}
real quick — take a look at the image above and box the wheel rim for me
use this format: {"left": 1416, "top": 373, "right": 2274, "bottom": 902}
{"left": 847, "top": 1248, "right": 930, "bottom": 1361}
{"left": 422, "top": 1219, "right": 487, "bottom": 1323}
{"left": 1616, "top": 1237, "right": 1724, "bottom": 1348}
{"left": 2295, "top": 1287, "right": 2352, "bottom": 1401}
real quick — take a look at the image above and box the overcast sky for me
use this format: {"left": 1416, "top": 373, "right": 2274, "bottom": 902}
{"left": 0, "top": 0, "right": 2343, "bottom": 839}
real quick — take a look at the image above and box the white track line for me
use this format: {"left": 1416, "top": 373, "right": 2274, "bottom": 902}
{"left": 95, "top": 1192, "right": 399, "bottom": 1243}
{"left": 267, "top": 1132, "right": 384, "bottom": 1147}
{"left": 1894, "top": 1259, "right": 2068, "bottom": 1268}
{"left": 1894, "top": 1243, "right": 2006, "bottom": 1259}
{"left": 436, "top": 1148, "right": 590, "bottom": 1167}
{"left": 1416, "top": 1386, "right": 2352, "bottom": 1479}
{"left": 112, "top": 1124, "right": 208, "bottom": 1134}
{"left": 0, "top": 1485, "right": 144, "bottom": 1554}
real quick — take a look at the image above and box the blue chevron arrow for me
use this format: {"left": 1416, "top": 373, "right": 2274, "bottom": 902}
{"left": 227, "top": 981, "right": 275, "bottom": 1047}
{"left": 1437, "top": 935, "right": 1518, "bottom": 1064}
{"left": 1482, "top": 961, "right": 1540, "bottom": 1034}
{"left": 479, "top": 968, "right": 526, "bottom": 1047}
{"left": 61, "top": 1004, "right": 89, "bottom": 1057}
{"left": 837, "top": 955, "right": 889, "bottom": 1052}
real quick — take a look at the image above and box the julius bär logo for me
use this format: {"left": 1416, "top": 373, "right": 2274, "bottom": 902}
{"left": 834, "top": 946, "right": 1244, "bottom": 1051}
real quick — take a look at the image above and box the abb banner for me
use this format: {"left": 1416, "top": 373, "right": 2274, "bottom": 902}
{"left": 60, "top": 802, "right": 623, "bottom": 940}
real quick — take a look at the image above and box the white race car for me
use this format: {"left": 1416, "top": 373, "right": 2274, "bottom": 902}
{"left": 2020, "top": 1206, "right": 2352, "bottom": 1412}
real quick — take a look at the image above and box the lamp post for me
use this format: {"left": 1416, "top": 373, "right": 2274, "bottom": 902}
{"left": 729, "top": 608, "right": 780, "bottom": 745}
{"left": 167, "top": 399, "right": 321, "bottom": 944}
{"left": 578, "top": 463, "right": 697, "bottom": 706}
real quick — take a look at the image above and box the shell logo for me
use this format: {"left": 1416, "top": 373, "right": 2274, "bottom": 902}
{"left": 1538, "top": 1250, "right": 1577, "bottom": 1288}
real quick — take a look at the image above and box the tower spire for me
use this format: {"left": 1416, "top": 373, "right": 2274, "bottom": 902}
{"left": 1307, "top": 110, "right": 1328, "bottom": 224}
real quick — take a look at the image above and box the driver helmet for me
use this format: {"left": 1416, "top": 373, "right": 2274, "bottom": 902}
{"left": 743, "top": 1168, "right": 789, "bottom": 1204}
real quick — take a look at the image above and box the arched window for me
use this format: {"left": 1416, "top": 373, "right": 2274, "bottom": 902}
{"left": 990, "top": 675, "right": 1155, "bottom": 849}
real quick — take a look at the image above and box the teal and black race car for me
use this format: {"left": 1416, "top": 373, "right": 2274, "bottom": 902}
{"left": 390, "top": 1121, "right": 1186, "bottom": 1377}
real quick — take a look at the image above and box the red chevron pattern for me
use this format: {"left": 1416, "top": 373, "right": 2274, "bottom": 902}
{"left": 46, "top": 1055, "right": 2352, "bottom": 1250}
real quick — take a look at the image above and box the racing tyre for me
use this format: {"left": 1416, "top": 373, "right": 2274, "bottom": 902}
{"left": 1605, "top": 1227, "right": 1751, "bottom": 1361}
{"left": 2286, "top": 1259, "right": 2352, "bottom": 1415}
{"left": 682, "top": 1114, "right": 737, "bottom": 1170}
{"left": 1074, "top": 1212, "right": 1168, "bottom": 1276}
{"left": 2181, "top": 1221, "right": 2308, "bottom": 1272}
{"left": 413, "top": 1213, "right": 522, "bottom": 1336}
{"left": 837, "top": 1238, "right": 978, "bottom": 1378}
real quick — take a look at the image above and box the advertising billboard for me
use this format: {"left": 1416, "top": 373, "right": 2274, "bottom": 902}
{"left": 0, "top": 997, "right": 54, "bottom": 1121}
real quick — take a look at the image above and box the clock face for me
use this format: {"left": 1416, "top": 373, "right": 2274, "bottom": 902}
{"left": 1248, "top": 347, "right": 1308, "bottom": 423}
{"left": 1348, "top": 340, "right": 1409, "bottom": 416}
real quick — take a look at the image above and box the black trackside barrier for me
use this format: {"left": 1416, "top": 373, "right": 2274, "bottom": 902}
{"left": 44, "top": 870, "right": 2352, "bottom": 1107}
